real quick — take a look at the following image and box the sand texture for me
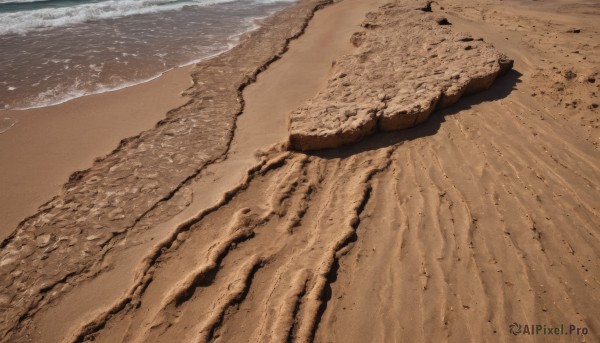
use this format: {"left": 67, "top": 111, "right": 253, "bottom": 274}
{"left": 0, "top": 0, "right": 599, "bottom": 342}
{"left": 0, "top": 0, "right": 332, "bottom": 340}
{"left": 288, "top": 1, "right": 513, "bottom": 151}
{"left": 0, "top": 66, "right": 193, "bottom": 239}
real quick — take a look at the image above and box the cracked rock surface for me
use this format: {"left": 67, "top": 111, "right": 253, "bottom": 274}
{"left": 288, "top": 2, "right": 513, "bottom": 151}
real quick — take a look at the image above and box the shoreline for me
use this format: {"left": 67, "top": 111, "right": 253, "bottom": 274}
{"left": 3, "top": 63, "right": 194, "bottom": 112}
{"left": 0, "top": 1, "right": 291, "bottom": 240}
{"left": 0, "top": 0, "right": 294, "bottom": 111}
{"left": 30, "top": 1, "right": 388, "bottom": 340}
{"left": 0, "top": 64, "right": 193, "bottom": 239}
{"left": 0, "top": 17, "right": 260, "bottom": 112}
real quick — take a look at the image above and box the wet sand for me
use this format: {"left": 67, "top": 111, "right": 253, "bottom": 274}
{"left": 0, "top": 0, "right": 598, "bottom": 342}
{"left": 0, "top": 66, "right": 192, "bottom": 239}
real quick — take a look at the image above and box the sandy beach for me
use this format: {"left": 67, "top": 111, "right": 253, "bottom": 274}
{"left": 0, "top": 66, "right": 193, "bottom": 239}
{"left": 0, "top": 0, "right": 599, "bottom": 342}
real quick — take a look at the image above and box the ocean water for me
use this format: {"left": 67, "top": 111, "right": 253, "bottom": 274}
{"left": 0, "top": 0, "right": 294, "bottom": 109}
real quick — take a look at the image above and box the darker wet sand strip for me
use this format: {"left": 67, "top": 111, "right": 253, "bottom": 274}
{"left": 0, "top": 0, "right": 387, "bottom": 341}
{"left": 0, "top": 66, "right": 192, "bottom": 240}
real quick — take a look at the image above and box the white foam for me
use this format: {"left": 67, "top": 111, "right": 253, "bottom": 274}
{"left": 3, "top": 0, "right": 298, "bottom": 109}
{"left": 0, "top": 0, "right": 235, "bottom": 35}
{"left": 0, "top": 0, "right": 49, "bottom": 4}
{"left": 15, "top": 46, "right": 232, "bottom": 110}
{"left": 0, "top": 117, "right": 17, "bottom": 134}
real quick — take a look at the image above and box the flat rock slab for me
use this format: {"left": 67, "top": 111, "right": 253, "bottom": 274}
{"left": 288, "top": 1, "right": 513, "bottom": 151}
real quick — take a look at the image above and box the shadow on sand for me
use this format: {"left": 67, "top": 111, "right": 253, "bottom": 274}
{"left": 307, "top": 69, "right": 522, "bottom": 159}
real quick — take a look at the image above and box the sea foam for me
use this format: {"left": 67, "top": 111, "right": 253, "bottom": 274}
{"left": 0, "top": 0, "right": 236, "bottom": 35}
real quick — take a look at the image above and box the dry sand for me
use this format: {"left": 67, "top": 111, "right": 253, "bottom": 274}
{"left": 0, "top": 0, "right": 599, "bottom": 342}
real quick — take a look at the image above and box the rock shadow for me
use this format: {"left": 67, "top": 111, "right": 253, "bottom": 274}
{"left": 306, "top": 68, "right": 522, "bottom": 160}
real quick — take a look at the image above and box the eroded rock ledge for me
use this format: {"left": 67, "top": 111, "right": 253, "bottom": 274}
{"left": 288, "top": 2, "right": 513, "bottom": 151}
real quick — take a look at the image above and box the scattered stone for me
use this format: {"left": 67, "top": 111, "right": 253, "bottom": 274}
{"left": 567, "top": 28, "right": 581, "bottom": 33}
{"left": 67, "top": 170, "right": 86, "bottom": 184}
{"left": 350, "top": 32, "right": 366, "bottom": 47}
{"left": 418, "top": 1, "right": 433, "bottom": 12}
{"left": 35, "top": 234, "right": 52, "bottom": 248}
{"left": 176, "top": 232, "right": 188, "bottom": 241}
{"left": 141, "top": 181, "right": 160, "bottom": 192}
{"left": 85, "top": 176, "right": 101, "bottom": 185}
{"left": 0, "top": 257, "right": 16, "bottom": 268}
{"left": 436, "top": 17, "right": 451, "bottom": 25}
{"left": 564, "top": 70, "right": 577, "bottom": 80}
{"left": 107, "top": 208, "right": 125, "bottom": 221}
{"left": 0, "top": 294, "right": 12, "bottom": 306}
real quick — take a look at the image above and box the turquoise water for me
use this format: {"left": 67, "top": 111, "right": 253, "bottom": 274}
{"left": 0, "top": 0, "right": 293, "bottom": 109}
